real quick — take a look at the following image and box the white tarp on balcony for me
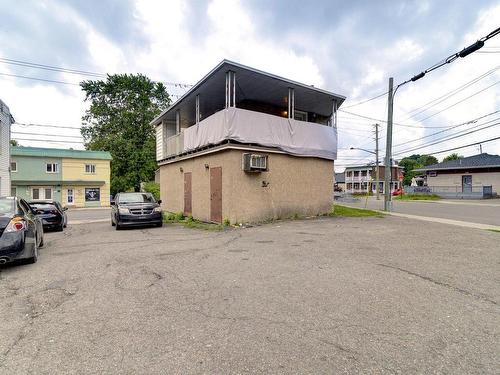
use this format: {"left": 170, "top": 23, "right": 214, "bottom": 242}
{"left": 183, "top": 107, "right": 337, "bottom": 160}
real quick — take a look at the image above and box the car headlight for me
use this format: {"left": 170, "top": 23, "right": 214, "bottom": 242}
{"left": 118, "top": 208, "right": 129, "bottom": 214}
{"left": 153, "top": 207, "right": 162, "bottom": 213}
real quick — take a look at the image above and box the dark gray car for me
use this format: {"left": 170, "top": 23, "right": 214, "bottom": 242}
{"left": 110, "top": 192, "right": 162, "bottom": 230}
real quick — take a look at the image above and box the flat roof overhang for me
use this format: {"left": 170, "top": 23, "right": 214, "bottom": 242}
{"left": 151, "top": 60, "right": 346, "bottom": 127}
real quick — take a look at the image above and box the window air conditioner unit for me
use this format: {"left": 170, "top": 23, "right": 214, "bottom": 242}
{"left": 243, "top": 153, "right": 268, "bottom": 172}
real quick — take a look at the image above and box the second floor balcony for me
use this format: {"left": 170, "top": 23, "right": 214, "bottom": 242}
{"left": 158, "top": 107, "right": 339, "bottom": 161}
{"left": 152, "top": 60, "right": 346, "bottom": 163}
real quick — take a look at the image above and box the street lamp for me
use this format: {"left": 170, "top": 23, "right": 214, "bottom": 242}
{"left": 350, "top": 147, "right": 380, "bottom": 200}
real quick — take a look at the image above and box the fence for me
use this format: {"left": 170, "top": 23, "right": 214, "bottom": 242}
{"left": 404, "top": 185, "right": 495, "bottom": 199}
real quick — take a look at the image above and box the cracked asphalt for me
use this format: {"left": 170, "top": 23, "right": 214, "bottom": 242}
{"left": 0, "top": 216, "right": 499, "bottom": 374}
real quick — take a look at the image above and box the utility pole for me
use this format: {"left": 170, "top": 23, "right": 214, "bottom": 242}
{"left": 384, "top": 78, "right": 394, "bottom": 211}
{"left": 374, "top": 123, "right": 380, "bottom": 200}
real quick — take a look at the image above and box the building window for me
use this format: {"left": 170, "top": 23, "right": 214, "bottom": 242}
{"left": 67, "top": 189, "right": 74, "bottom": 204}
{"left": 46, "top": 163, "right": 59, "bottom": 173}
{"left": 10, "top": 161, "right": 17, "bottom": 172}
{"left": 10, "top": 187, "right": 16, "bottom": 196}
{"left": 85, "top": 188, "right": 100, "bottom": 202}
{"left": 85, "top": 164, "right": 96, "bottom": 174}
{"left": 45, "top": 188, "right": 52, "bottom": 199}
{"left": 361, "top": 170, "right": 367, "bottom": 177}
{"left": 294, "top": 110, "right": 308, "bottom": 122}
{"left": 354, "top": 171, "right": 359, "bottom": 177}
{"left": 346, "top": 171, "right": 352, "bottom": 177}
{"left": 32, "top": 188, "right": 40, "bottom": 200}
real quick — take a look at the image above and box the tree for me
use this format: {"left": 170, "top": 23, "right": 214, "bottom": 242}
{"left": 81, "top": 74, "right": 170, "bottom": 194}
{"left": 398, "top": 154, "right": 437, "bottom": 185}
{"left": 417, "top": 154, "right": 438, "bottom": 166}
{"left": 10, "top": 140, "right": 19, "bottom": 146}
{"left": 442, "top": 153, "right": 463, "bottom": 162}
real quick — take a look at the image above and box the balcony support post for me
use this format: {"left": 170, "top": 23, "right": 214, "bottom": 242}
{"left": 195, "top": 94, "right": 200, "bottom": 124}
{"left": 288, "top": 88, "right": 295, "bottom": 119}
{"left": 225, "top": 71, "right": 236, "bottom": 108}
{"left": 330, "top": 100, "right": 338, "bottom": 128}
{"left": 175, "top": 110, "right": 180, "bottom": 134}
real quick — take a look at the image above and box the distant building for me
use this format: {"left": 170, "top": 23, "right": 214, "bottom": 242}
{"left": 0, "top": 99, "right": 14, "bottom": 196}
{"left": 153, "top": 60, "right": 345, "bottom": 223}
{"left": 414, "top": 153, "right": 500, "bottom": 198}
{"left": 334, "top": 172, "right": 345, "bottom": 191}
{"left": 344, "top": 164, "right": 403, "bottom": 194}
{"left": 11, "top": 146, "right": 112, "bottom": 207}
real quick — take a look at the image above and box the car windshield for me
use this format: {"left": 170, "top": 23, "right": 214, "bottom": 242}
{"left": 0, "top": 199, "right": 15, "bottom": 215}
{"left": 118, "top": 193, "right": 155, "bottom": 204}
{"left": 30, "top": 203, "right": 57, "bottom": 211}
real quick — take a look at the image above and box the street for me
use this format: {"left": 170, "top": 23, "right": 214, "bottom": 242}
{"left": 339, "top": 197, "right": 500, "bottom": 227}
{"left": 1, "top": 216, "right": 499, "bottom": 374}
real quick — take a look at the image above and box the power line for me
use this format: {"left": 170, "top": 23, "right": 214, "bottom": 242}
{"left": 393, "top": 110, "right": 500, "bottom": 148}
{"left": 0, "top": 56, "right": 194, "bottom": 87}
{"left": 0, "top": 72, "right": 79, "bottom": 86}
{"left": 403, "top": 63, "right": 500, "bottom": 119}
{"left": 0, "top": 57, "right": 105, "bottom": 78}
{"left": 340, "top": 91, "right": 388, "bottom": 109}
{"left": 393, "top": 121, "right": 500, "bottom": 156}
{"left": 12, "top": 137, "right": 84, "bottom": 144}
{"left": 403, "top": 136, "right": 500, "bottom": 157}
{"left": 12, "top": 131, "right": 83, "bottom": 139}
{"left": 14, "top": 122, "right": 82, "bottom": 130}
{"left": 339, "top": 109, "right": 452, "bottom": 128}
{"left": 415, "top": 79, "right": 500, "bottom": 122}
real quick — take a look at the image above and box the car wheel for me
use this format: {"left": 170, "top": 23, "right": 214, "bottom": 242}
{"left": 115, "top": 222, "right": 121, "bottom": 230}
{"left": 39, "top": 234, "right": 44, "bottom": 248}
{"left": 156, "top": 222, "right": 163, "bottom": 227}
{"left": 111, "top": 216, "right": 116, "bottom": 226}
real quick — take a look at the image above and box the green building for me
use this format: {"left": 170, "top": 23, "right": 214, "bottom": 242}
{"left": 10, "top": 146, "right": 112, "bottom": 207}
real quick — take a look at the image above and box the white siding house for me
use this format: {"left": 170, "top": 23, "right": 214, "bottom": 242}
{"left": 0, "top": 99, "right": 13, "bottom": 197}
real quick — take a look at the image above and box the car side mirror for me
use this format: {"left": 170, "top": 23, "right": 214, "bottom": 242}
{"left": 63, "top": 206, "right": 68, "bottom": 211}
{"left": 110, "top": 201, "right": 116, "bottom": 205}
{"left": 157, "top": 200, "right": 162, "bottom": 204}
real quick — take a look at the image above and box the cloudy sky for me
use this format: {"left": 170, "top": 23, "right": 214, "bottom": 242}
{"left": 1, "top": 0, "right": 499, "bottom": 170}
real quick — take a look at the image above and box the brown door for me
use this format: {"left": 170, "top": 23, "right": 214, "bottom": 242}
{"left": 184, "top": 172, "right": 192, "bottom": 216}
{"left": 210, "top": 167, "right": 222, "bottom": 223}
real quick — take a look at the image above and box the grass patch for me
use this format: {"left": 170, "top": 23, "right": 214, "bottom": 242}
{"left": 351, "top": 192, "right": 373, "bottom": 197}
{"left": 330, "top": 205, "right": 384, "bottom": 218}
{"left": 163, "top": 212, "right": 225, "bottom": 231}
{"left": 487, "top": 229, "right": 500, "bottom": 233}
{"left": 397, "top": 194, "right": 440, "bottom": 201}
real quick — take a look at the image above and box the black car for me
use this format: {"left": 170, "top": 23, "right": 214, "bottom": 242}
{"left": 111, "top": 192, "right": 162, "bottom": 230}
{"left": 0, "top": 197, "right": 44, "bottom": 265}
{"left": 29, "top": 200, "right": 68, "bottom": 232}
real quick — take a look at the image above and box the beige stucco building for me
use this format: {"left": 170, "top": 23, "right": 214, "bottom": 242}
{"left": 414, "top": 153, "right": 500, "bottom": 198}
{"left": 153, "top": 60, "right": 345, "bottom": 223}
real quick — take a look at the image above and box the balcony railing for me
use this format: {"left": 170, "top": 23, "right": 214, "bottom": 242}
{"left": 165, "top": 132, "right": 184, "bottom": 158}
{"left": 158, "top": 107, "right": 337, "bottom": 161}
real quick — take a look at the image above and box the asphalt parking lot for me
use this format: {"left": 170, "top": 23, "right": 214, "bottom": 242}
{"left": 0, "top": 216, "right": 499, "bottom": 374}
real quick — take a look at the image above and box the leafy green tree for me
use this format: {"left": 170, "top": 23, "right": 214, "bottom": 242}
{"left": 81, "top": 74, "right": 170, "bottom": 194}
{"left": 417, "top": 154, "right": 438, "bottom": 166}
{"left": 10, "top": 139, "right": 19, "bottom": 146}
{"left": 398, "top": 154, "right": 437, "bottom": 185}
{"left": 442, "top": 153, "right": 463, "bottom": 162}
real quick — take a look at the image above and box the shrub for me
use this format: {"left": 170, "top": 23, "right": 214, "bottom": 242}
{"left": 143, "top": 181, "right": 160, "bottom": 201}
